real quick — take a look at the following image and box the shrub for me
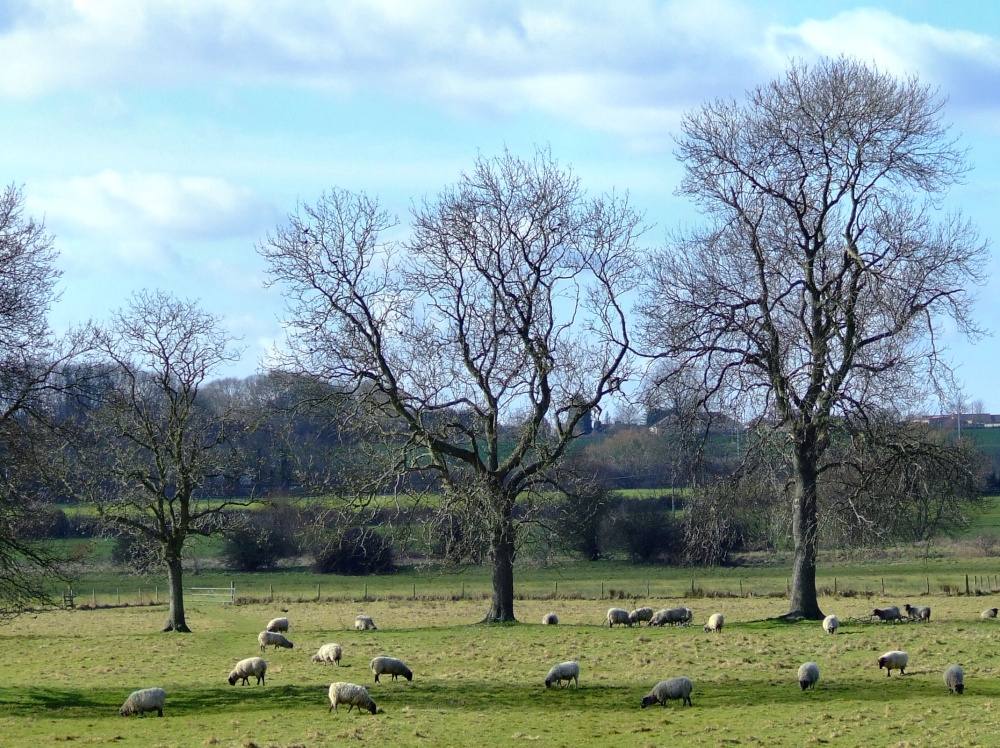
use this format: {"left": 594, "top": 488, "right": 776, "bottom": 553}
{"left": 110, "top": 531, "right": 160, "bottom": 574}
{"left": 312, "top": 526, "right": 395, "bottom": 575}
{"left": 222, "top": 507, "right": 300, "bottom": 572}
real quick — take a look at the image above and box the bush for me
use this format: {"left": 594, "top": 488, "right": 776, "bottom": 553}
{"left": 110, "top": 531, "right": 160, "bottom": 574}
{"left": 312, "top": 526, "right": 395, "bottom": 575}
{"left": 222, "top": 507, "right": 300, "bottom": 572}
{"left": 608, "top": 500, "right": 683, "bottom": 563}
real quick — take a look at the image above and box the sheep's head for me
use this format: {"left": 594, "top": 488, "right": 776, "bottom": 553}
{"left": 878, "top": 656, "right": 888, "bottom": 670}
{"left": 544, "top": 677, "right": 553, "bottom": 688}
{"left": 640, "top": 695, "right": 657, "bottom": 708}
{"left": 955, "top": 683, "right": 965, "bottom": 694}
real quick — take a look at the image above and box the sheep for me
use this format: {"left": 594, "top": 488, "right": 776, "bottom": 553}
{"left": 228, "top": 657, "right": 267, "bottom": 686}
{"left": 355, "top": 615, "right": 378, "bottom": 631}
{"left": 822, "top": 614, "right": 839, "bottom": 634}
{"left": 266, "top": 617, "right": 289, "bottom": 632}
{"left": 544, "top": 661, "right": 580, "bottom": 689}
{"left": 542, "top": 612, "right": 558, "bottom": 625}
{"left": 703, "top": 613, "right": 724, "bottom": 633}
{"left": 370, "top": 656, "right": 413, "bottom": 683}
{"left": 629, "top": 607, "right": 655, "bottom": 626}
{"left": 258, "top": 630, "right": 294, "bottom": 651}
{"left": 312, "top": 643, "right": 343, "bottom": 666}
{"left": 872, "top": 606, "right": 903, "bottom": 623}
{"left": 981, "top": 607, "right": 999, "bottom": 620}
{"left": 640, "top": 677, "right": 693, "bottom": 708}
{"left": 605, "top": 607, "right": 632, "bottom": 627}
{"left": 119, "top": 687, "right": 166, "bottom": 717}
{"left": 904, "top": 604, "right": 931, "bottom": 622}
{"left": 877, "top": 650, "right": 908, "bottom": 677}
{"left": 943, "top": 665, "right": 964, "bottom": 694}
{"left": 649, "top": 607, "right": 692, "bottom": 627}
{"left": 327, "top": 682, "right": 377, "bottom": 715}
{"left": 797, "top": 662, "right": 819, "bottom": 690}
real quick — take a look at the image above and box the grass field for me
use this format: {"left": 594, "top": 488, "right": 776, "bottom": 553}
{"left": 5, "top": 568, "right": 1000, "bottom": 748}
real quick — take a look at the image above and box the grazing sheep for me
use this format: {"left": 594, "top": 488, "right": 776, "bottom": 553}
{"left": 982, "top": 607, "right": 999, "bottom": 620}
{"left": 606, "top": 607, "right": 632, "bottom": 627}
{"left": 544, "top": 661, "right": 580, "bottom": 689}
{"left": 904, "top": 604, "right": 931, "bottom": 622}
{"left": 878, "top": 650, "right": 909, "bottom": 677}
{"left": 312, "top": 643, "right": 343, "bottom": 666}
{"left": 542, "top": 612, "right": 558, "bottom": 625}
{"left": 355, "top": 615, "right": 377, "bottom": 630}
{"left": 266, "top": 617, "right": 289, "bottom": 632}
{"left": 703, "top": 613, "right": 724, "bottom": 633}
{"left": 822, "top": 614, "right": 839, "bottom": 634}
{"left": 640, "top": 677, "right": 693, "bottom": 708}
{"left": 629, "top": 607, "right": 655, "bottom": 626}
{"left": 649, "top": 607, "right": 693, "bottom": 627}
{"left": 872, "top": 606, "right": 903, "bottom": 623}
{"left": 228, "top": 657, "right": 267, "bottom": 686}
{"left": 119, "top": 687, "right": 166, "bottom": 717}
{"left": 797, "top": 662, "right": 819, "bottom": 690}
{"left": 943, "top": 665, "right": 964, "bottom": 694}
{"left": 328, "top": 682, "right": 377, "bottom": 714}
{"left": 258, "top": 630, "right": 294, "bottom": 651}
{"left": 370, "top": 656, "right": 413, "bottom": 683}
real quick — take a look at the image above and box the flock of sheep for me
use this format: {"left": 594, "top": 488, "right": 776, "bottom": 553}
{"left": 117, "top": 600, "right": 997, "bottom": 717}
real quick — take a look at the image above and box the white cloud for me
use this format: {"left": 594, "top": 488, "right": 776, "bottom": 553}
{"left": 30, "top": 170, "right": 274, "bottom": 241}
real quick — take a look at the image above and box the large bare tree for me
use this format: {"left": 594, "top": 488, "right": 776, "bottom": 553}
{"left": 260, "top": 148, "right": 643, "bottom": 622}
{"left": 68, "top": 291, "right": 252, "bottom": 632}
{"left": 0, "top": 184, "right": 84, "bottom": 618}
{"left": 637, "top": 57, "right": 988, "bottom": 619}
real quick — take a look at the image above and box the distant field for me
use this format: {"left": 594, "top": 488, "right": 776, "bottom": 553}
{"left": 4, "top": 584, "right": 1000, "bottom": 747}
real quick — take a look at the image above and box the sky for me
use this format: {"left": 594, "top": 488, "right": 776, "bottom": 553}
{"left": 3, "top": 0, "right": 1000, "bottom": 412}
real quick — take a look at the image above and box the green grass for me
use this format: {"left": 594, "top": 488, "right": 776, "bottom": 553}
{"left": 4, "top": 589, "right": 1000, "bottom": 747}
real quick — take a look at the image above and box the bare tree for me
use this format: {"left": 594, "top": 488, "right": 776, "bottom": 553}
{"left": 638, "top": 57, "right": 988, "bottom": 619}
{"left": 0, "top": 184, "right": 84, "bottom": 618}
{"left": 260, "top": 148, "right": 644, "bottom": 622}
{"left": 66, "top": 291, "right": 252, "bottom": 632}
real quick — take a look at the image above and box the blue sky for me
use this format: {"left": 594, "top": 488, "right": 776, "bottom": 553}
{"left": 3, "top": 1, "right": 1000, "bottom": 413}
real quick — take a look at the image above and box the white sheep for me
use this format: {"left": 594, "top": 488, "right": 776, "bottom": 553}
{"left": 904, "top": 604, "right": 931, "bottom": 622}
{"left": 981, "top": 607, "right": 999, "bottom": 620}
{"left": 822, "top": 614, "right": 839, "bottom": 634}
{"left": 370, "top": 656, "right": 412, "bottom": 682}
{"left": 119, "top": 687, "right": 166, "bottom": 717}
{"left": 605, "top": 607, "right": 632, "bottom": 627}
{"left": 650, "top": 607, "right": 694, "bottom": 627}
{"left": 327, "top": 682, "right": 378, "bottom": 714}
{"left": 542, "top": 612, "right": 558, "bottom": 625}
{"left": 703, "top": 613, "right": 724, "bottom": 633}
{"left": 266, "top": 616, "right": 289, "bottom": 632}
{"left": 355, "top": 615, "right": 378, "bottom": 630}
{"left": 228, "top": 657, "right": 267, "bottom": 686}
{"left": 877, "top": 650, "right": 908, "bottom": 677}
{"left": 640, "top": 677, "right": 693, "bottom": 707}
{"left": 544, "top": 661, "right": 580, "bottom": 688}
{"left": 797, "top": 662, "right": 819, "bottom": 690}
{"left": 258, "top": 630, "right": 294, "bottom": 651}
{"left": 943, "top": 664, "right": 964, "bottom": 694}
{"left": 629, "top": 607, "right": 655, "bottom": 626}
{"left": 312, "top": 643, "right": 343, "bottom": 666}
{"left": 872, "top": 606, "right": 902, "bottom": 623}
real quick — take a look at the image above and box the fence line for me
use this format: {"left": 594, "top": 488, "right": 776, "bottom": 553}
{"left": 186, "top": 583, "right": 236, "bottom": 605}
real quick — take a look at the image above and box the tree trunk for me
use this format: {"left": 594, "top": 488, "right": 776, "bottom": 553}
{"left": 786, "top": 447, "right": 824, "bottom": 620}
{"left": 482, "top": 503, "right": 517, "bottom": 623}
{"left": 163, "top": 552, "right": 191, "bottom": 633}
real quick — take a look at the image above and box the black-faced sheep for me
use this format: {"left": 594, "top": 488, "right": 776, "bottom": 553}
{"left": 703, "top": 613, "right": 724, "bottom": 633}
{"left": 328, "top": 682, "right": 377, "bottom": 714}
{"left": 943, "top": 664, "right": 964, "bottom": 694}
{"left": 266, "top": 616, "right": 289, "bottom": 632}
{"left": 798, "top": 662, "right": 819, "bottom": 690}
{"left": 355, "top": 615, "right": 377, "bottom": 630}
{"left": 228, "top": 657, "right": 267, "bottom": 686}
{"left": 981, "top": 607, "right": 999, "bottom": 620}
{"left": 649, "top": 607, "right": 692, "bottom": 627}
{"left": 878, "top": 650, "right": 908, "bottom": 677}
{"left": 629, "top": 607, "right": 655, "bottom": 626}
{"left": 544, "top": 661, "right": 579, "bottom": 688}
{"left": 542, "top": 612, "right": 558, "bottom": 625}
{"left": 872, "top": 606, "right": 902, "bottom": 623}
{"left": 641, "top": 677, "right": 693, "bottom": 707}
{"left": 119, "top": 687, "right": 166, "bottom": 717}
{"left": 370, "top": 656, "right": 412, "bottom": 682}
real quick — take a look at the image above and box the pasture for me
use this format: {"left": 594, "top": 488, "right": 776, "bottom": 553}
{"left": 3, "top": 588, "right": 1000, "bottom": 747}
